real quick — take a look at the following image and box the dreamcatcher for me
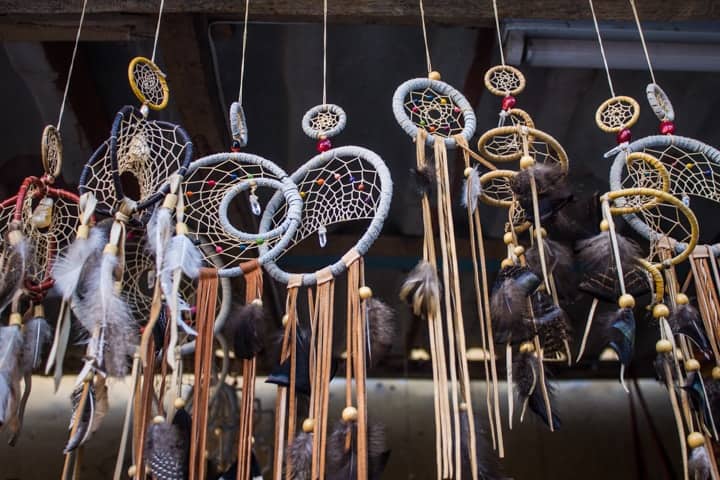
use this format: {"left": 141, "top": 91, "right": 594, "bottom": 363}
{"left": 261, "top": 3, "right": 393, "bottom": 479}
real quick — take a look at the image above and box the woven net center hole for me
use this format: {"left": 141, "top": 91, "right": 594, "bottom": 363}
{"left": 120, "top": 171, "right": 142, "bottom": 201}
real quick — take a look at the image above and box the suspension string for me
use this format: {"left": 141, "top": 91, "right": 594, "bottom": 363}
{"left": 419, "top": 0, "right": 433, "bottom": 74}
{"left": 56, "top": 0, "right": 89, "bottom": 131}
{"left": 150, "top": 0, "right": 166, "bottom": 63}
{"left": 238, "top": 0, "right": 251, "bottom": 105}
{"left": 491, "top": 0, "right": 506, "bottom": 66}
{"left": 322, "top": 0, "right": 328, "bottom": 105}
{"left": 628, "top": 0, "right": 657, "bottom": 85}
{"left": 588, "top": 0, "right": 615, "bottom": 97}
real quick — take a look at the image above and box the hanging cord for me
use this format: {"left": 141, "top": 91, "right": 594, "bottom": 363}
{"left": 628, "top": 0, "right": 657, "bottom": 85}
{"left": 418, "top": 0, "right": 433, "bottom": 74}
{"left": 150, "top": 0, "right": 166, "bottom": 63}
{"left": 56, "top": 0, "right": 89, "bottom": 131}
{"left": 588, "top": 0, "right": 615, "bottom": 97}
{"left": 322, "top": 0, "right": 328, "bottom": 105}
{"left": 491, "top": 0, "right": 505, "bottom": 66}
{"left": 238, "top": 0, "right": 251, "bottom": 105}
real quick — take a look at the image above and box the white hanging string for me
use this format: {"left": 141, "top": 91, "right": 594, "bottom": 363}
{"left": 322, "top": 0, "right": 328, "bottom": 104}
{"left": 418, "top": 0, "right": 433, "bottom": 74}
{"left": 588, "top": 0, "right": 616, "bottom": 97}
{"left": 491, "top": 0, "right": 506, "bottom": 66}
{"left": 628, "top": 0, "right": 657, "bottom": 85}
{"left": 238, "top": 0, "right": 251, "bottom": 105}
{"left": 56, "top": 0, "right": 89, "bottom": 131}
{"left": 150, "top": 0, "right": 166, "bottom": 63}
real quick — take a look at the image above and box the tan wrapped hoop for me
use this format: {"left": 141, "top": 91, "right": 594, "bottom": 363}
{"left": 127, "top": 56, "right": 169, "bottom": 110}
{"left": 41, "top": 124, "right": 63, "bottom": 179}
{"left": 595, "top": 96, "right": 640, "bottom": 133}
{"left": 506, "top": 108, "right": 534, "bottom": 129}
{"left": 610, "top": 152, "right": 671, "bottom": 215}
{"left": 484, "top": 65, "right": 526, "bottom": 97}
{"left": 477, "top": 125, "right": 568, "bottom": 168}
{"left": 478, "top": 169, "right": 517, "bottom": 207}
{"left": 635, "top": 258, "right": 665, "bottom": 304}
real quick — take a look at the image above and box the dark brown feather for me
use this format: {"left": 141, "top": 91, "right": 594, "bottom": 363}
{"left": 224, "top": 303, "right": 264, "bottom": 360}
{"left": 286, "top": 432, "right": 313, "bottom": 480}
{"left": 367, "top": 298, "right": 395, "bottom": 363}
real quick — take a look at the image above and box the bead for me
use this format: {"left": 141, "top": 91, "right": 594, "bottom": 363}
{"left": 685, "top": 358, "right": 701, "bottom": 372}
{"left": 348, "top": 175, "right": 356, "bottom": 184}
{"left": 252, "top": 298, "right": 263, "bottom": 307}
{"left": 688, "top": 432, "right": 705, "bottom": 449}
{"left": 686, "top": 162, "right": 695, "bottom": 170}
{"left": 501, "top": 95, "right": 517, "bottom": 111}
{"left": 428, "top": 126, "right": 436, "bottom": 133}
{"left": 454, "top": 106, "right": 461, "bottom": 113}
{"left": 464, "top": 167, "right": 474, "bottom": 178}
{"left": 126, "top": 231, "right": 134, "bottom": 241}
{"left": 712, "top": 366, "right": 720, "bottom": 380}
{"left": 440, "top": 98, "right": 448, "bottom": 105}
{"left": 302, "top": 418, "right": 315, "bottom": 433}
{"left": 334, "top": 173, "right": 341, "bottom": 180}
{"left": 342, "top": 406, "right": 358, "bottom": 422}
{"left": 359, "top": 286, "right": 373, "bottom": 300}
{"left": 519, "top": 155, "right": 535, "bottom": 169}
{"left": 215, "top": 246, "right": 223, "bottom": 254}
{"left": 659, "top": 120, "right": 675, "bottom": 135}
{"left": 128, "top": 465, "right": 137, "bottom": 477}
{"left": 317, "top": 138, "right": 332, "bottom": 152}
{"left": 207, "top": 180, "right": 216, "bottom": 187}
{"left": 500, "top": 258, "right": 514, "bottom": 269}
{"left": 300, "top": 191, "right": 307, "bottom": 199}
{"left": 255, "top": 238, "right": 265, "bottom": 245}
{"left": 600, "top": 220, "right": 609, "bottom": 232}
{"left": 429, "top": 71, "right": 442, "bottom": 80}
{"left": 519, "top": 342, "right": 535, "bottom": 354}
{"left": 357, "top": 183, "right": 365, "bottom": 191}
{"left": 316, "top": 178, "right": 325, "bottom": 186}
{"left": 616, "top": 128, "right": 632, "bottom": 144}
{"left": 153, "top": 415, "right": 165, "bottom": 424}
{"left": 190, "top": 305, "right": 197, "bottom": 315}
{"left": 231, "top": 140, "right": 241, "bottom": 152}
{"left": 618, "top": 294, "right": 635, "bottom": 309}
{"left": 676, "top": 293, "right": 689, "bottom": 305}
{"left": 174, "top": 397, "right": 186, "bottom": 409}
{"left": 185, "top": 191, "right": 194, "bottom": 198}
{"left": 459, "top": 402, "right": 468, "bottom": 411}
{"left": 230, "top": 173, "right": 238, "bottom": 180}
{"left": 412, "top": 106, "right": 419, "bottom": 112}
{"left": 140, "top": 104, "right": 150, "bottom": 117}
{"left": 503, "top": 232, "right": 514, "bottom": 245}
{"left": 652, "top": 304, "right": 670, "bottom": 319}
{"left": 656, "top": 339, "right": 672, "bottom": 353}
{"left": 214, "top": 427, "right": 223, "bottom": 436}
{"left": 282, "top": 314, "right": 289, "bottom": 327}
{"left": 513, "top": 245, "right": 525, "bottom": 256}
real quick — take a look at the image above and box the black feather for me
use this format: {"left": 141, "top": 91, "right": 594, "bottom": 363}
{"left": 410, "top": 166, "right": 435, "bottom": 195}
{"left": 513, "top": 351, "right": 561, "bottom": 430}
{"left": 326, "top": 421, "right": 389, "bottom": 480}
{"left": 653, "top": 352, "right": 676, "bottom": 384}
{"left": 532, "top": 295, "right": 572, "bottom": 357}
{"left": 682, "top": 372, "right": 716, "bottom": 436}
{"left": 145, "top": 422, "right": 187, "bottom": 480}
{"left": 152, "top": 304, "right": 169, "bottom": 355}
{"left": 367, "top": 299, "right": 395, "bottom": 363}
{"left": 578, "top": 267, "right": 650, "bottom": 303}
{"left": 669, "top": 304, "right": 711, "bottom": 357}
{"left": 20, "top": 317, "right": 52, "bottom": 374}
{"left": 490, "top": 266, "right": 539, "bottom": 344}
{"left": 576, "top": 231, "right": 642, "bottom": 280}
{"left": 600, "top": 308, "right": 635, "bottom": 368}
{"left": 286, "top": 432, "right": 313, "bottom": 480}
{"left": 706, "top": 379, "right": 720, "bottom": 434}
{"left": 224, "top": 303, "right": 264, "bottom": 360}
{"left": 459, "top": 411, "right": 506, "bottom": 480}
{"left": 544, "top": 193, "right": 601, "bottom": 242}
{"left": 525, "top": 239, "right": 577, "bottom": 301}
{"left": 510, "top": 163, "right": 572, "bottom": 221}
{"left": 63, "top": 383, "right": 95, "bottom": 453}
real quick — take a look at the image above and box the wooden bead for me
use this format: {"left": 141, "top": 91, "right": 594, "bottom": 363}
{"left": 302, "top": 418, "right": 315, "bottom": 433}
{"left": 685, "top": 359, "right": 701, "bottom": 372}
{"left": 359, "top": 286, "right": 373, "bottom": 300}
{"left": 152, "top": 415, "right": 165, "bottom": 424}
{"left": 503, "top": 232, "right": 514, "bottom": 245}
{"left": 282, "top": 314, "right": 289, "bottom": 327}
{"left": 8, "top": 313, "right": 21, "bottom": 326}
{"left": 652, "top": 304, "right": 670, "bottom": 319}
{"left": 618, "top": 294, "right": 635, "bottom": 309}
{"left": 429, "top": 71, "right": 442, "bottom": 80}
{"left": 128, "top": 466, "right": 137, "bottom": 477}
{"left": 688, "top": 432, "right": 705, "bottom": 449}
{"left": 538, "top": 228, "right": 547, "bottom": 238}
{"left": 214, "top": 427, "right": 223, "bottom": 436}
{"left": 500, "top": 258, "right": 514, "bottom": 269}
{"left": 676, "top": 293, "right": 689, "bottom": 305}
{"left": 712, "top": 366, "right": 720, "bottom": 380}
{"left": 459, "top": 402, "right": 468, "bottom": 411}
{"left": 655, "top": 339, "right": 672, "bottom": 353}
{"left": 519, "top": 342, "right": 535, "bottom": 354}
{"left": 513, "top": 245, "right": 525, "bottom": 256}
{"left": 251, "top": 298, "right": 263, "bottom": 307}
{"left": 599, "top": 219, "right": 609, "bottom": 232}
{"left": 519, "top": 155, "right": 535, "bottom": 169}
{"left": 174, "top": 397, "right": 186, "bottom": 409}
{"left": 342, "top": 406, "right": 358, "bottom": 422}
{"left": 464, "top": 167, "right": 474, "bottom": 178}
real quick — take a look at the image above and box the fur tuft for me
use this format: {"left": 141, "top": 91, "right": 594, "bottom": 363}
{"left": 367, "top": 298, "right": 395, "bottom": 363}
{"left": 490, "top": 266, "right": 539, "bottom": 344}
{"left": 326, "top": 421, "right": 389, "bottom": 480}
{"left": 286, "top": 432, "right": 314, "bottom": 480}
{"left": 399, "top": 261, "right": 441, "bottom": 319}
{"left": 224, "top": 303, "right": 264, "bottom": 360}
{"left": 513, "top": 351, "right": 560, "bottom": 429}
{"left": 20, "top": 317, "right": 52, "bottom": 374}
{"left": 689, "top": 446, "right": 712, "bottom": 480}
{"left": 410, "top": 166, "right": 435, "bottom": 196}
{"left": 532, "top": 295, "right": 572, "bottom": 357}
{"left": 145, "top": 422, "right": 187, "bottom": 480}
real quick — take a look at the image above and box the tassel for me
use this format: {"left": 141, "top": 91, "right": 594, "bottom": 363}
{"left": 510, "top": 163, "right": 572, "bottom": 221}
{"left": 326, "top": 421, "right": 389, "bottom": 480}
{"left": 490, "top": 266, "right": 540, "bottom": 344}
{"left": 689, "top": 446, "right": 712, "bottom": 480}
{"left": 367, "top": 298, "right": 395, "bottom": 364}
{"left": 0, "top": 324, "right": 22, "bottom": 427}
{"left": 461, "top": 166, "right": 481, "bottom": 213}
{"left": 286, "top": 432, "right": 314, "bottom": 480}
{"left": 669, "top": 303, "right": 711, "bottom": 357}
{"left": 145, "top": 420, "right": 187, "bottom": 480}
{"left": 63, "top": 383, "right": 95, "bottom": 453}
{"left": 409, "top": 166, "right": 435, "bottom": 196}
{"left": 513, "top": 350, "right": 560, "bottom": 430}
{"left": 399, "top": 261, "right": 441, "bottom": 319}
{"left": 600, "top": 308, "right": 635, "bottom": 391}
{"left": 224, "top": 303, "right": 264, "bottom": 360}
{"left": 459, "top": 411, "right": 505, "bottom": 480}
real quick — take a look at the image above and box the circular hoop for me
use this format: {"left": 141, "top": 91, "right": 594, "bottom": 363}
{"left": 478, "top": 170, "right": 531, "bottom": 231}
{"left": 128, "top": 56, "right": 169, "bottom": 110}
{"left": 477, "top": 125, "right": 569, "bottom": 168}
{"left": 595, "top": 96, "right": 640, "bottom": 133}
{"left": 609, "top": 152, "right": 670, "bottom": 215}
{"left": 504, "top": 108, "right": 535, "bottom": 129}
{"left": 259, "top": 145, "right": 393, "bottom": 286}
{"left": 484, "top": 65, "right": 526, "bottom": 97}
{"left": 41, "top": 125, "right": 62, "bottom": 179}
{"left": 392, "top": 77, "right": 476, "bottom": 148}
{"left": 230, "top": 102, "right": 249, "bottom": 147}
{"left": 646, "top": 83, "right": 675, "bottom": 122}
{"left": 302, "top": 104, "right": 347, "bottom": 139}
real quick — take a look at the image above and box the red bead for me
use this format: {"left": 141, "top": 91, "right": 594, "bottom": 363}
{"left": 190, "top": 305, "right": 197, "bottom": 315}
{"left": 501, "top": 95, "right": 516, "bottom": 111}
{"left": 357, "top": 183, "right": 365, "bottom": 191}
{"left": 207, "top": 180, "right": 216, "bottom": 187}
{"left": 660, "top": 120, "right": 675, "bottom": 135}
{"left": 231, "top": 146, "right": 241, "bottom": 152}
{"left": 215, "top": 245, "right": 224, "bottom": 254}
{"left": 316, "top": 138, "right": 332, "bottom": 152}
{"left": 616, "top": 128, "right": 632, "bottom": 144}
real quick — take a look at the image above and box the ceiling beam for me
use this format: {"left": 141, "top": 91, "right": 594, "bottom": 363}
{"left": 0, "top": 14, "right": 156, "bottom": 42}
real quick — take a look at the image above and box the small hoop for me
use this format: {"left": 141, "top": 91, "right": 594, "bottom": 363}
{"left": 127, "top": 56, "right": 169, "bottom": 110}
{"left": 41, "top": 125, "right": 63, "bottom": 179}
{"left": 595, "top": 96, "right": 640, "bottom": 133}
{"left": 302, "top": 104, "right": 347, "bottom": 139}
{"left": 478, "top": 169, "right": 517, "bottom": 208}
{"left": 484, "top": 65, "right": 526, "bottom": 97}
{"left": 230, "top": 102, "right": 249, "bottom": 147}
{"left": 610, "top": 152, "right": 670, "bottom": 215}
{"left": 477, "top": 125, "right": 568, "bottom": 168}
{"left": 646, "top": 83, "right": 675, "bottom": 122}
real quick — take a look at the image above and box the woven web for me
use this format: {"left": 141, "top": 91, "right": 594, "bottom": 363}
{"left": 617, "top": 156, "right": 668, "bottom": 211}
{"left": 403, "top": 87, "right": 465, "bottom": 138}
{"left": 183, "top": 156, "right": 283, "bottom": 270}
{"left": 131, "top": 61, "right": 165, "bottom": 107}
{"left": 83, "top": 110, "right": 190, "bottom": 216}
{"left": 266, "top": 152, "right": 382, "bottom": 256}
{"left": 487, "top": 67, "right": 523, "bottom": 95}
{"left": 43, "top": 128, "right": 62, "bottom": 178}
{"left": 309, "top": 111, "right": 341, "bottom": 135}
{"left": 599, "top": 100, "right": 636, "bottom": 130}
{"left": 478, "top": 174, "right": 529, "bottom": 229}
{"left": 481, "top": 127, "right": 565, "bottom": 169}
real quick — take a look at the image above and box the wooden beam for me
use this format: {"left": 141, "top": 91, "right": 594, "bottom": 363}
{"left": 0, "top": 14, "right": 156, "bottom": 41}
{"left": 0, "top": 1, "right": 716, "bottom": 25}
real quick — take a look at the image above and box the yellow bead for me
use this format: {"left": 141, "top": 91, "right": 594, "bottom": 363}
{"left": 342, "top": 406, "right": 358, "bottom": 422}
{"left": 128, "top": 465, "right": 137, "bottom": 477}
{"left": 302, "top": 418, "right": 315, "bottom": 433}
{"left": 440, "top": 98, "right": 448, "bottom": 105}
{"left": 712, "top": 366, "right": 720, "bottom": 380}
{"left": 503, "top": 232, "right": 514, "bottom": 245}
{"left": 152, "top": 415, "right": 165, "bottom": 424}
{"left": 600, "top": 219, "right": 609, "bottom": 232}
{"left": 464, "top": 167, "right": 474, "bottom": 178}
{"left": 685, "top": 163, "right": 695, "bottom": 170}
{"left": 251, "top": 298, "right": 263, "bottom": 307}
{"left": 513, "top": 246, "right": 525, "bottom": 257}
{"left": 214, "top": 427, "right": 223, "bottom": 436}
{"left": 429, "top": 71, "right": 442, "bottom": 81}
{"left": 676, "top": 293, "right": 689, "bottom": 305}
{"left": 652, "top": 304, "right": 670, "bottom": 319}
{"left": 688, "top": 432, "right": 705, "bottom": 449}
{"left": 500, "top": 258, "right": 514, "bottom": 269}
{"left": 174, "top": 397, "right": 186, "bottom": 409}
{"left": 685, "top": 359, "right": 701, "bottom": 372}
{"left": 538, "top": 228, "right": 547, "bottom": 238}
{"left": 519, "top": 342, "right": 535, "bottom": 354}
{"left": 618, "top": 294, "right": 635, "bottom": 309}
{"left": 519, "top": 155, "right": 535, "bottom": 169}
{"left": 655, "top": 339, "right": 672, "bottom": 353}
{"left": 282, "top": 314, "right": 289, "bottom": 327}
{"left": 359, "top": 286, "right": 373, "bottom": 300}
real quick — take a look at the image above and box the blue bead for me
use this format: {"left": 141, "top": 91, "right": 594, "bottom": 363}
{"left": 230, "top": 173, "right": 238, "bottom": 180}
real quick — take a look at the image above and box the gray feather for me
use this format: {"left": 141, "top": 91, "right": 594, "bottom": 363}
{"left": 689, "top": 446, "right": 711, "bottom": 480}
{"left": 461, "top": 166, "right": 481, "bottom": 213}
{"left": 20, "top": 317, "right": 52, "bottom": 374}
{"left": 145, "top": 422, "right": 187, "bottom": 480}
{"left": 0, "top": 234, "right": 28, "bottom": 314}
{"left": 0, "top": 325, "right": 23, "bottom": 426}
{"left": 63, "top": 383, "right": 95, "bottom": 453}
{"left": 367, "top": 299, "right": 395, "bottom": 363}
{"left": 286, "top": 432, "right": 313, "bottom": 480}
{"left": 146, "top": 206, "right": 173, "bottom": 275}
{"left": 399, "top": 261, "right": 441, "bottom": 319}
{"left": 52, "top": 225, "right": 107, "bottom": 300}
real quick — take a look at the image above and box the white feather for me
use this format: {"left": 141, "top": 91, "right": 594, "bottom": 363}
{"left": 146, "top": 206, "right": 173, "bottom": 274}
{"left": 162, "top": 234, "right": 203, "bottom": 285}
{"left": 0, "top": 325, "right": 22, "bottom": 424}
{"left": 52, "top": 226, "right": 107, "bottom": 300}
{"left": 460, "top": 166, "right": 481, "bottom": 213}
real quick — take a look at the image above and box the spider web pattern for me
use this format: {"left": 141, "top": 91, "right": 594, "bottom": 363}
{"left": 487, "top": 68, "right": 523, "bottom": 95}
{"left": 43, "top": 128, "right": 62, "bottom": 178}
{"left": 481, "top": 127, "right": 566, "bottom": 168}
{"left": 309, "top": 110, "right": 340, "bottom": 135}
{"left": 82, "top": 108, "right": 191, "bottom": 217}
{"left": 618, "top": 157, "right": 668, "bottom": 211}
{"left": 627, "top": 197, "right": 695, "bottom": 264}
{"left": 183, "top": 157, "right": 283, "bottom": 270}
{"left": 132, "top": 61, "right": 166, "bottom": 107}
{"left": 266, "top": 151, "right": 382, "bottom": 256}
{"left": 599, "top": 100, "right": 636, "bottom": 130}
{"left": 403, "top": 87, "right": 465, "bottom": 138}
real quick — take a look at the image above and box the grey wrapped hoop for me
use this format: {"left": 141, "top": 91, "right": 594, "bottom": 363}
{"left": 392, "top": 77, "right": 476, "bottom": 149}
{"left": 259, "top": 145, "right": 393, "bottom": 286}
{"left": 302, "top": 103, "right": 347, "bottom": 139}
{"left": 230, "top": 101, "right": 249, "bottom": 147}
{"left": 646, "top": 83, "right": 674, "bottom": 122}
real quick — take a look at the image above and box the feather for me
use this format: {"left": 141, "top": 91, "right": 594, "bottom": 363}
{"left": 326, "top": 421, "right": 389, "bottom": 480}
{"left": 367, "top": 298, "right": 395, "bottom": 363}
{"left": 0, "top": 325, "right": 22, "bottom": 427}
{"left": 145, "top": 421, "right": 187, "bottom": 480}
{"left": 459, "top": 411, "right": 506, "bottom": 480}
{"left": 91, "top": 379, "right": 108, "bottom": 434}
{"left": 599, "top": 308, "right": 635, "bottom": 390}
{"left": 461, "top": 166, "right": 481, "bottom": 213}
{"left": 490, "top": 266, "right": 540, "bottom": 344}
{"left": 653, "top": 352, "right": 676, "bottom": 384}
{"left": 267, "top": 329, "right": 312, "bottom": 396}
{"left": 525, "top": 238, "right": 577, "bottom": 300}
{"left": 20, "top": 316, "right": 52, "bottom": 374}
{"left": 286, "top": 432, "right": 313, "bottom": 480}
{"left": 224, "top": 303, "right": 264, "bottom": 360}
{"left": 544, "top": 193, "right": 601, "bottom": 242}
{"left": 669, "top": 304, "right": 711, "bottom": 357}
{"left": 706, "top": 379, "right": 720, "bottom": 431}
{"left": 510, "top": 163, "right": 572, "bottom": 221}
{"left": 63, "top": 383, "right": 95, "bottom": 453}
{"left": 153, "top": 305, "right": 169, "bottom": 355}
{"left": 409, "top": 166, "right": 435, "bottom": 196}
{"left": 52, "top": 225, "right": 108, "bottom": 301}
{"left": 146, "top": 205, "right": 174, "bottom": 274}
{"left": 532, "top": 295, "right": 572, "bottom": 357}
{"left": 205, "top": 382, "right": 239, "bottom": 474}
{"left": 689, "top": 446, "right": 712, "bottom": 480}
{"left": 0, "top": 233, "right": 28, "bottom": 314}
{"left": 513, "top": 351, "right": 560, "bottom": 429}
{"left": 682, "top": 372, "right": 716, "bottom": 436}
{"left": 163, "top": 233, "right": 204, "bottom": 282}
{"left": 576, "top": 231, "right": 642, "bottom": 279}
{"left": 399, "top": 261, "right": 441, "bottom": 319}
